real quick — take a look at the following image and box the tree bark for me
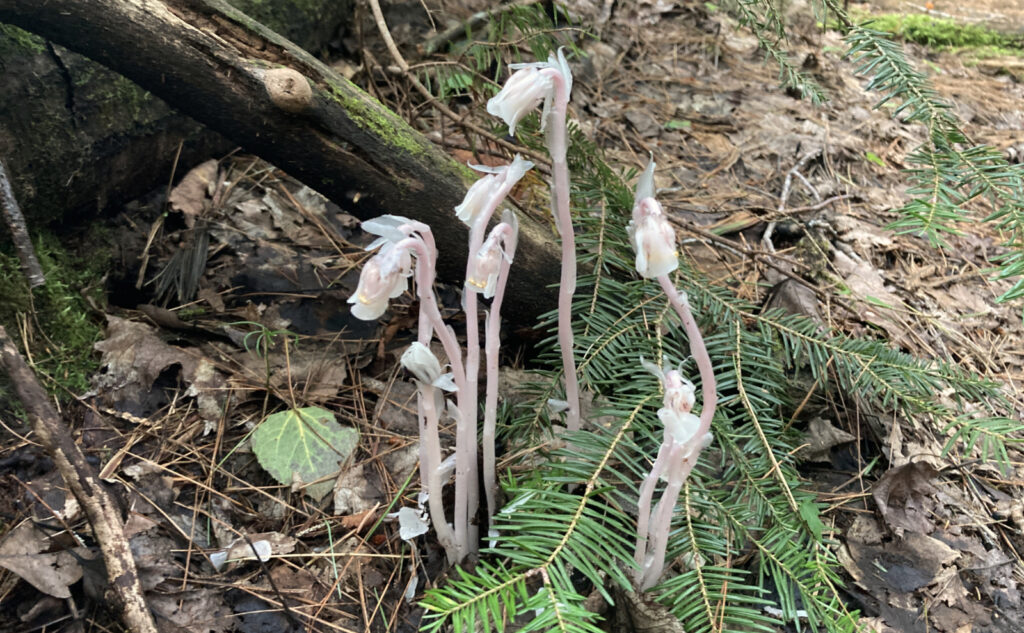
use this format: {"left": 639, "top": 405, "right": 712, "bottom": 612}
{"left": 0, "top": 0, "right": 350, "bottom": 226}
{"left": 0, "top": 0, "right": 560, "bottom": 326}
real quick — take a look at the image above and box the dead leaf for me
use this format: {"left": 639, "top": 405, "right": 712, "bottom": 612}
{"left": 334, "top": 464, "right": 379, "bottom": 515}
{"left": 833, "top": 215, "right": 895, "bottom": 256}
{"left": 168, "top": 159, "right": 218, "bottom": 227}
{"left": 846, "top": 532, "right": 957, "bottom": 596}
{"left": 765, "top": 278, "right": 823, "bottom": 323}
{"left": 833, "top": 249, "right": 909, "bottom": 343}
{"left": 92, "top": 316, "right": 226, "bottom": 424}
{"left": 0, "top": 522, "right": 82, "bottom": 599}
{"left": 796, "top": 417, "right": 856, "bottom": 462}
{"left": 873, "top": 461, "right": 941, "bottom": 534}
{"left": 149, "top": 589, "right": 233, "bottom": 633}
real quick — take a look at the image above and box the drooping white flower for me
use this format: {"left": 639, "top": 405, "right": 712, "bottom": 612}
{"left": 658, "top": 408, "right": 701, "bottom": 448}
{"left": 348, "top": 242, "right": 412, "bottom": 320}
{"left": 466, "top": 210, "right": 518, "bottom": 298}
{"left": 628, "top": 158, "right": 678, "bottom": 279}
{"left": 400, "top": 342, "right": 458, "bottom": 392}
{"left": 454, "top": 157, "right": 533, "bottom": 226}
{"left": 487, "top": 67, "right": 552, "bottom": 137}
{"left": 361, "top": 214, "right": 426, "bottom": 249}
{"left": 642, "top": 357, "right": 703, "bottom": 450}
{"left": 487, "top": 48, "right": 572, "bottom": 137}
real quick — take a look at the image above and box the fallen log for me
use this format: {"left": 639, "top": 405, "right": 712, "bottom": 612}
{"left": 0, "top": 0, "right": 352, "bottom": 226}
{"left": 0, "top": 0, "right": 561, "bottom": 326}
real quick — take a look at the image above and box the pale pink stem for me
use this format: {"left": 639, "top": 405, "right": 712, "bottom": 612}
{"left": 631, "top": 276, "right": 717, "bottom": 591}
{"left": 397, "top": 235, "right": 468, "bottom": 560}
{"left": 640, "top": 444, "right": 686, "bottom": 590}
{"left": 413, "top": 232, "right": 437, "bottom": 492}
{"left": 633, "top": 442, "right": 670, "bottom": 576}
{"left": 418, "top": 380, "right": 458, "bottom": 563}
{"left": 396, "top": 237, "right": 466, "bottom": 393}
{"left": 657, "top": 276, "right": 717, "bottom": 438}
{"left": 542, "top": 70, "right": 580, "bottom": 432}
{"left": 483, "top": 229, "right": 517, "bottom": 529}
{"left": 456, "top": 180, "right": 523, "bottom": 559}
{"left": 456, "top": 287, "right": 479, "bottom": 558}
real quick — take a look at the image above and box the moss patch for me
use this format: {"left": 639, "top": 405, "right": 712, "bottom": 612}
{"left": 861, "top": 13, "right": 1024, "bottom": 58}
{"left": 0, "top": 229, "right": 110, "bottom": 397}
{"left": 0, "top": 24, "right": 46, "bottom": 56}
{"left": 325, "top": 80, "right": 427, "bottom": 158}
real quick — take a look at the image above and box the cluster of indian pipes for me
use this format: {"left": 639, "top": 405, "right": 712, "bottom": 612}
{"left": 347, "top": 49, "right": 717, "bottom": 591}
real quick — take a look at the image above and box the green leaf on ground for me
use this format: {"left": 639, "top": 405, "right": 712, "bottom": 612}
{"left": 251, "top": 406, "right": 358, "bottom": 500}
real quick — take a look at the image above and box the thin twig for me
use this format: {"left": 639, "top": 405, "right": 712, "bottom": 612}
{"left": 0, "top": 160, "right": 45, "bottom": 288}
{"left": 420, "top": 0, "right": 542, "bottom": 55}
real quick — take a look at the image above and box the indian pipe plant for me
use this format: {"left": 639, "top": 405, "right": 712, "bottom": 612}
{"left": 343, "top": 4, "right": 1020, "bottom": 629}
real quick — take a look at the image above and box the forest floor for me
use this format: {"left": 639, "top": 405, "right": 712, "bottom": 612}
{"left": 1, "top": 0, "right": 1024, "bottom": 632}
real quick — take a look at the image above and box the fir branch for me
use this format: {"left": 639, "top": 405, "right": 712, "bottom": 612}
{"left": 732, "top": 0, "right": 827, "bottom": 103}
{"left": 823, "top": 0, "right": 1024, "bottom": 298}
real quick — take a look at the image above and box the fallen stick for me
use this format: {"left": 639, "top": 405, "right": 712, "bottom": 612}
{"left": 0, "top": 326, "right": 158, "bottom": 633}
{"left": 0, "top": 160, "right": 44, "bottom": 288}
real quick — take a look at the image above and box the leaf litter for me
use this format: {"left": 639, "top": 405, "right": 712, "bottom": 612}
{"left": 3, "top": 0, "right": 1024, "bottom": 631}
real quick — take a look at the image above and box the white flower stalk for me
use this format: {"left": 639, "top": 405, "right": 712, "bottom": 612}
{"left": 634, "top": 359, "right": 709, "bottom": 590}
{"left": 456, "top": 157, "right": 531, "bottom": 561}
{"left": 488, "top": 48, "right": 581, "bottom": 433}
{"left": 628, "top": 158, "right": 679, "bottom": 279}
{"left": 401, "top": 342, "right": 459, "bottom": 563}
{"left": 630, "top": 157, "right": 719, "bottom": 592}
{"left": 480, "top": 210, "right": 519, "bottom": 530}
{"left": 348, "top": 216, "right": 473, "bottom": 562}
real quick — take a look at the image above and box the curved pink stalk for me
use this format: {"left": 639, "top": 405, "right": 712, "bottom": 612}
{"left": 632, "top": 279, "right": 717, "bottom": 590}
{"left": 488, "top": 51, "right": 579, "bottom": 432}
{"left": 657, "top": 276, "right": 717, "bottom": 440}
{"left": 455, "top": 158, "right": 532, "bottom": 560}
{"left": 542, "top": 61, "right": 580, "bottom": 433}
{"left": 482, "top": 219, "right": 518, "bottom": 531}
{"left": 633, "top": 442, "right": 670, "bottom": 572}
{"left": 418, "top": 378, "right": 458, "bottom": 563}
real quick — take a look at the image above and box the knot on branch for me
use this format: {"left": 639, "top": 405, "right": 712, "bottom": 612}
{"left": 263, "top": 68, "right": 312, "bottom": 113}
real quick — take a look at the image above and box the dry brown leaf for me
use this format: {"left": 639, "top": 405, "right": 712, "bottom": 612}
{"left": 833, "top": 249, "right": 909, "bottom": 342}
{"left": 168, "top": 159, "right": 218, "bottom": 227}
{"left": 0, "top": 522, "right": 82, "bottom": 599}
{"left": 872, "top": 461, "right": 941, "bottom": 534}
{"left": 796, "top": 417, "right": 856, "bottom": 462}
{"left": 92, "top": 316, "right": 226, "bottom": 425}
{"left": 340, "top": 508, "right": 377, "bottom": 530}
{"left": 333, "top": 464, "right": 378, "bottom": 515}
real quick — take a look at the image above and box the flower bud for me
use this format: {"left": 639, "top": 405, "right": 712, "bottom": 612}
{"left": 658, "top": 408, "right": 701, "bottom": 448}
{"left": 347, "top": 243, "right": 411, "bottom": 320}
{"left": 401, "top": 342, "right": 457, "bottom": 392}
{"left": 466, "top": 211, "right": 518, "bottom": 298}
